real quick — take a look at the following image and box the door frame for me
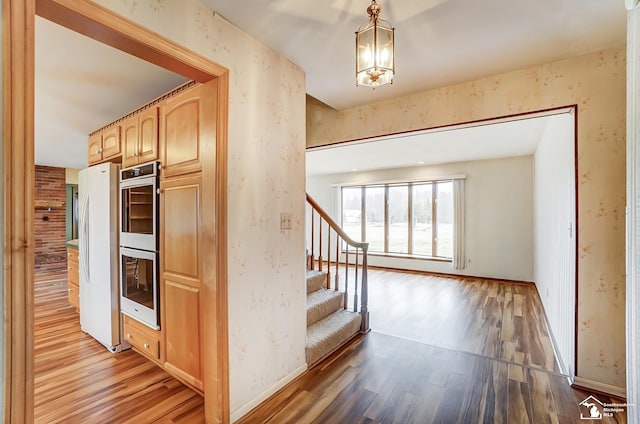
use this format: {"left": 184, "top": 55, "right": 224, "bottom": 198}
{"left": 3, "top": 0, "right": 229, "bottom": 422}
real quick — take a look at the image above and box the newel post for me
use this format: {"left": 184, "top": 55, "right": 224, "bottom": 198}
{"left": 360, "top": 244, "right": 370, "bottom": 333}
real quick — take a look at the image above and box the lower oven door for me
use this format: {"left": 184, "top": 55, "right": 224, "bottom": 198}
{"left": 120, "top": 247, "right": 159, "bottom": 330}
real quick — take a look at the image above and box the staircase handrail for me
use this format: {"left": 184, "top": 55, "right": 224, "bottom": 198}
{"left": 306, "top": 193, "right": 370, "bottom": 333}
{"left": 305, "top": 193, "right": 369, "bottom": 251}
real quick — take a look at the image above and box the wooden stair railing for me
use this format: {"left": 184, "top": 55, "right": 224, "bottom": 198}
{"left": 306, "top": 193, "right": 370, "bottom": 333}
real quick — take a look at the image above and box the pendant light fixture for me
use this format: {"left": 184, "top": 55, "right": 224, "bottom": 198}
{"left": 355, "top": 0, "right": 395, "bottom": 87}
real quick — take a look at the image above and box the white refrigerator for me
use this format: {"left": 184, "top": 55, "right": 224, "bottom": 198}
{"left": 78, "top": 162, "right": 127, "bottom": 352}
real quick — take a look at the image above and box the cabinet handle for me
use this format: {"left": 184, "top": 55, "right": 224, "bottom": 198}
{"left": 98, "top": 148, "right": 103, "bottom": 153}
{"left": 127, "top": 333, "right": 132, "bottom": 339}
{"left": 143, "top": 343, "right": 149, "bottom": 349}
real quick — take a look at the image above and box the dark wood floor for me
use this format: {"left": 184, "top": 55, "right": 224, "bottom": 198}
{"left": 239, "top": 267, "right": 627, "bottom": 424}
{"left": 35, "top": 267, "right": 627, "bottom": 423}
{"left": 34, "top": 271, "right": 204, "bottom": 423}
{"left": 364, "top": 270, "right": 559, "bottom": 372}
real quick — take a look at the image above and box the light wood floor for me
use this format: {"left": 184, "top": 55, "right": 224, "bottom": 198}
{"left": 34, "top": 271, "right": 204, "bottom": 423}
{"left": 35, "top": 267, "right": 627, "bottom": 423}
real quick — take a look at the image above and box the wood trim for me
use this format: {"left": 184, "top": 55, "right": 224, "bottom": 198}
{"left": 5, "top": 1, "right": 231, "bottom": 422}
{"left": 306, "top": 193, "right": 368, "bottom": 249}
{"left": 3, "top": 0, "right": 36, "bottom": 422}
{"left": 207, "top": 71, "right": 230, "bottom": 424}
{"left": 34, "top": 0, "right": 226, "bottom": 82}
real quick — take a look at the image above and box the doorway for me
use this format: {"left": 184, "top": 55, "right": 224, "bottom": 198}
{"left": 306, "top": 107, "right": 578, "bottom": 378}
{"left": 3, "top": 1, "right": 229, "bottom": 422}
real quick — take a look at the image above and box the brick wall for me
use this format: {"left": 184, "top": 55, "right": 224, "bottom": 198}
{"left": 35, "top": 165, "right": 67, "bottom": 273}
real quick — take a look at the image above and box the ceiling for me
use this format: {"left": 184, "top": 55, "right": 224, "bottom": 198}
{"left": 35, "top": 17, "right": 188, "bottom": 170}
{"left": 35, "top": 1, "right": 625, "bottom": 170}
{"left": 201, "top": 0, "right": 626, "bottom": 110}
{"left": 306, "top": 110, "right": 573, "bottom": 176}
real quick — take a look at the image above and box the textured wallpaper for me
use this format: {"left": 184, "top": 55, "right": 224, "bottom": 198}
{"left": 94, "top": 0, "right": 308, "bottom": 415}
{"left": 308, "top": 47, "right": 627, "bottom": 390}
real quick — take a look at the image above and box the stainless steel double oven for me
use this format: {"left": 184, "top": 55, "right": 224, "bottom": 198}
{"left": 119, "top": 162, "right": 160, "bottom": 329}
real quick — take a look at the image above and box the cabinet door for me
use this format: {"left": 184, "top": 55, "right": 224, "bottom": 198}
{"left": 138, "top": 107, "right": 159, "bottom": 164}
{"left": 160, "top": 173, "right": 202, "bottom": 391}
{"left": 122, "top": 115, "right": 139, "bottom": 168}
{"left": 160, "top": 84, "right": 205, "bottom": 177}
{"left": 87, "top": 133, "right": 103, "bottom": 164}
{"left": 102, "top": 125, "right": 121, "bottom": 159}
{"left": 163, "top": 279, "right": 202, "bottom": 390}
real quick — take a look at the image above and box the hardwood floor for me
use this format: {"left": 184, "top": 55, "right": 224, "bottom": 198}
{"left": 33, "top": 271, "right": 204, "bottom": 423}
{"left": 35, "top": 267, "right": 627, "bottom": 423}
{"left": 239, "top": 267, "right": 628, "bottom": 423}
{"left": 363, "top": 269, "right": 559, "bottom": 372}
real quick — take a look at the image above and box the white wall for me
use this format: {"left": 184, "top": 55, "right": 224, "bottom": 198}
{"left": 533, "top": 113, "right": 576, "bottom": 378}
{"left": 307, "top": 155, "right": 534, "bottom": 282}
{"left": 93, "top": 1, "right": 307, "bottom": 420}
{"left": 627, "top": 4, "right": 640, "bottom": 420}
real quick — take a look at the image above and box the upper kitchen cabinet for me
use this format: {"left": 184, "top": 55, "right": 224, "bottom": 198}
{"left": 88, "top": 125, "right": 121, "bottom": 165}
{"left": 123, "top": 107, "right": 159, "bottom": 168}
{"left": 87, "top": 133, "right": 102, "bottom": 164}
{"left": 160, "top": 83, "right": 215, "bottom": 178}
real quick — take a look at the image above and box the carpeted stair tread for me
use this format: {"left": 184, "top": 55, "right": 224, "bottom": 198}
{"left": 307, "top": 289, "right": 344, "bottom": 326}
{"left": 306, "top": 270, "right": 327, "bottom": 294}
{"left": 306, "top": 309, "right": 362, "bottom": 366}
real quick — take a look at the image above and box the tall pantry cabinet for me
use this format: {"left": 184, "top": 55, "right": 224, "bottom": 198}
{"left": 86, "top": 79, "right": 218, "bottom": 395}
{"left": 159, "top": 81, "right": 216, "bottom": 392}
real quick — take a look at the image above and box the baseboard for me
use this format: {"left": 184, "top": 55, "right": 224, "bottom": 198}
{"left": 573, "top": 376, "right": 627, "bottom": 400}
{"left": 231, "top": 363, "right": 308, "bottom": 423}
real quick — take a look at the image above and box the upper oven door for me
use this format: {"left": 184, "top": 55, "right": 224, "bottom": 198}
{"left": 120, "top": 175, "right": 157, "bottom": 251}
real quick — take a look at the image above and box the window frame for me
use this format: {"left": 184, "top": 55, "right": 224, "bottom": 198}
{"left": 340, "top": 179, "right": 454, "bottom": 261}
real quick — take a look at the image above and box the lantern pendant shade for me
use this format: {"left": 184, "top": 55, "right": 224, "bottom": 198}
{"left": 356, "top": 0, "right": 395, "bottom": 87}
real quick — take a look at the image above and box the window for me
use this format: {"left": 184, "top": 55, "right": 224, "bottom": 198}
{"left": 341, "top": 180, "right": 455, "bottom": 260}
{"left": 341, "top": 186, "right": 362, "bottom": 243}
{"left": 364, "top": 186, "right": 385, "bottom": 252}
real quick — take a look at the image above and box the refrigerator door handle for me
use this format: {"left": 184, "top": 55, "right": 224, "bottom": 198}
{"left": 80, "top": 195, "right": 90, "bottom": 283}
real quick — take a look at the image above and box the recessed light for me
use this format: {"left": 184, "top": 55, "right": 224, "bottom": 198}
{"left": 418, "top": 161, "right": 425, "bottom": 165}
{"left": 351, "top": 168, "right": 358, "bottom": 172}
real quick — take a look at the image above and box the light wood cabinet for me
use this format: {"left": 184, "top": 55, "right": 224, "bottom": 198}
{"left": 88, "top": 125, "right": 121, "bottom": 165}
{"left": 102, "top": 125, "right": 121, "bottom": 159}
{"left": 87, "top": 133, "right": 103, "bottom": 164}
{"left": 85, "top": 81, "right": 217, "bottom": 396}
{"left": 122, "top": 107, "right": 159, "bottom": 168}
{"left": 123, "top": 315, "right": 162, "bottom": 363}
{"left": 160, "top": 173, "right": 203, "bottom": 392}
{"left": 67, "top": 246, "right": 79, "bottom": 312}
{"left": 160, "top": 84, "right": 207, "bottom": 177}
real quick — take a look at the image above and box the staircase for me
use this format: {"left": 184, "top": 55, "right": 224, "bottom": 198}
{"left": 305, "top": 270, "right": 362, "bottom": 366}
{"left": 305, "top": 193, "right": 369, "bottom": 367}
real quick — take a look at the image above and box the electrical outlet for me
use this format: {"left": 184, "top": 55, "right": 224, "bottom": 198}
{"left": 280, "top": 213, "right": 292, "bottom": 230}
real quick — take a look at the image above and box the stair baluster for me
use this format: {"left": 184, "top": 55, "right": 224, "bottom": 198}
{"left": 318, "top": 217, "right": 323, "bottom": 272}
{"left": 310, "top": 211, "right": 315, "bottom": 271}
{"left": 306, "top": 193, "right": 370, "bottom": 333}
{"left": 334, "top": 235, "right": 340, "bottom": 291}
{"left": 360, "top": 245, "right": 369, "bottom": 332}
{"left": 344, "top": 245, "right": 349, "bottom": 310}
{"left": 354, "top": 248, "right": 359, "bottom": 313}
{"left": 326, "top": 227, "right": 331, "bottom": 289}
